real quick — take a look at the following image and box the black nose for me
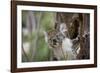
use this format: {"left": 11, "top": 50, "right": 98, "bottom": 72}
{"left": 53, "top": 39, "right": 57, "bottom": 45}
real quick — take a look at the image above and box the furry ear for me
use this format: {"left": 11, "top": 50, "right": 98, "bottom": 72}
{"left": 43, "top": 30, "right": 48, "bottom": 43}
{"left": 59, "top": 23, "right": 67, "bottom": 33}
{"left": 59, "top": 23, "right": 67, "bottom": 37}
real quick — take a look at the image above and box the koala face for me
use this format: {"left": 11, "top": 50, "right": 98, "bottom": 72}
{"left": 43, "top": 23, "right": 67, "bottom": 49}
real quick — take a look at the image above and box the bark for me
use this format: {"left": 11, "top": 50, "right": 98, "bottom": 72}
{"left": 55, "top": 13, "right": 90, "bottom": 59}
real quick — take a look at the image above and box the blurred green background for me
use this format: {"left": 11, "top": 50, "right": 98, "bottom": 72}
{"left": 22, "top": 10, "right": 56, "bottom": 62}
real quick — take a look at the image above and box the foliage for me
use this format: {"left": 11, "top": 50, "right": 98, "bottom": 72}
{"left": 22, "top": 11, "right": 55, "bottom": 62}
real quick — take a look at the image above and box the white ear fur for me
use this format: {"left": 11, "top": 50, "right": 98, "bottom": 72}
{"left": 59, "top": 23, "right": 67, "bottom": 37}
{"left": 59, "top": 23, "right": 67, "bottom": 34}
{"left": 43, "top": 30, "right": 48, "bottom": 43}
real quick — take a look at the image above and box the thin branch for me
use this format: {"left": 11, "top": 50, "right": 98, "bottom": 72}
{"left": 22, "top": 46, "right": 30, "bottom": 62}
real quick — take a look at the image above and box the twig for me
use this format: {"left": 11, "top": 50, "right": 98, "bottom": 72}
{"left": 22, "top": 46, "right": 30, "bottom": 62}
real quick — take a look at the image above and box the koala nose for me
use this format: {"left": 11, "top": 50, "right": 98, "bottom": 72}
{"left": 53, "top": 39, "right": 57, "bottom": 45}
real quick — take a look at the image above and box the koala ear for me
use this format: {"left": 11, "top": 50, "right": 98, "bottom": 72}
{"left": 59, "top": 23, "right": 67, "bottom": 33}
{"left": 43, "top": 30, "right": 48, "bottom": 43}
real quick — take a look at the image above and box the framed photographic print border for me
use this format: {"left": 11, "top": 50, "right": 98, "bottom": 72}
{"left": 11, "top": 1, "right": 97, "bottom": 73}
